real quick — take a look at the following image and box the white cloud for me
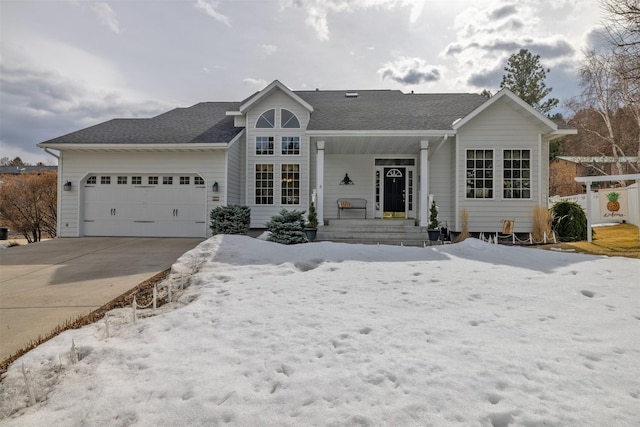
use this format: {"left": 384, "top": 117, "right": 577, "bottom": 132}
{"left": 258, "top": 44, "right": 278, "bottom": 56}
{"left": 194, "top": 0, "right": 231, "bottom": 27}
{"left": 243, "top": 78, "right": 268, "bottom": 89}
{"left": 90, "top": 2, "right": 121, "bottom": 34}
{"left": 378, "top": 57, "right": 442, "bottom": 85}
{"left": 440, "top": 1, "right": 581, "bottom": 90}
{"left": 280, "top": 0, "right": 423, "bottom": 40}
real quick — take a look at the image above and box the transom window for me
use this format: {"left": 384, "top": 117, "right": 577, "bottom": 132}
{"left": 255, "top": 164, "right": 274, "bottom": 205}
{"left": 281, "top": 136, "right": 300, "bottom": 155}
{"left": 86, "top": 176, "right": 96, "bottom": 185}
{"left": 117, "top": 176, "right": 127, "bottom": 185}
{"left": 281, "top": 164, "right": 300, "bottom": 205}
{"left": 503, "top": 149, "right": 531, "bottom": 199}
{"left": 132, "top": 176, "right": 142, "bottom": 185}
{"left": 180, "top": 176, "right": 190, "bottom": 185}
{"left": 256, "top": 136, "right": 274, "bottom": 155}
{"left": 281, "top": 109, "right": 300, "bottom": 128}
{"left": 194, "top": 176, "right": 205, "bottom": 186}
{"left": 101, "top": 176, "right": 111, "bottom": 185}
{"left": 256, "top": 109, "right": 275, "bottom": 128}
{"left": 148, "top": 176, "right": 158, "bottom": 185}
{"left": 163, "top": 176, "right": 173, "bottom": 185}
{"left": 466, "top": 149, "right": 493, "bottom": 198}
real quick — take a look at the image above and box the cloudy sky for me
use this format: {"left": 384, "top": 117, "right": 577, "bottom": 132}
{"left": 1, "top": 0, "right": 603, "bottom": 164}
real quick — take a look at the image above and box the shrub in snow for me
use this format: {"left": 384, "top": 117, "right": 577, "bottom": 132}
{"left": 210, "top": 205, "right": 251, "bottom": 235}
{"left": 266, "top": 209, "right": 307, "bottom": 244}
{"left": 551, "top": 201, "right": 587, "bottom": 241}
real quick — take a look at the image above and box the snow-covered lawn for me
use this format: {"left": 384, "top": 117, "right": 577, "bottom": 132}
{"left": 1, "top": 236, "right": 639, "bottom": 426}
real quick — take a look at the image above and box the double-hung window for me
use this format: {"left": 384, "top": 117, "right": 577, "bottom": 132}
{"left": 281, "top": 164, "right": 300, "bottom": 205}
{"left": 503, "top": 149, "right": 531, "bottom": 199}
{"left": 255, "top": 164, "right": 274, "bottom": 205}
{"left": 466, "top": 149, "right": 493, "bottom": 198}
{"left": 281, "top": 136, "right": 300, "bottom": 155}
{"left": 256, "top": 136, "right": 274, "bottom": 155}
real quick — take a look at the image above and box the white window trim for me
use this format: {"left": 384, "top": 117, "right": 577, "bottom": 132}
{"left": 255, "top": 135, "right": 276, "bottom": 156}
{"left": 464, "top": 148, "right": 495, "bottom": 200}
{"left": 281, "top": 136, "right": 301, "bottom": 156}
{"left": 280, "top": 163, "right": 301, "bottom": 206}
{"left": 255, "top": 163, "right": 275, "bottom": 206}
{"left": 502, "top": 148, "right": 533, "bottom": 200}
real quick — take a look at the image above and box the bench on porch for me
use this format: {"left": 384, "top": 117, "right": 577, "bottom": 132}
{"left": 337, "top": 198, "right": 367, "bottom": 219}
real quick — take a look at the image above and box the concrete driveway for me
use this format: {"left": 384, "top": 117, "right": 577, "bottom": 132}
{"left": 0, "top": 237, "right": 203, "bottom": 362}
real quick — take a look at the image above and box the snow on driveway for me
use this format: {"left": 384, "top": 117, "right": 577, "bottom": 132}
{"left": 1, "top": 236, "right": 639, "bottom": 426}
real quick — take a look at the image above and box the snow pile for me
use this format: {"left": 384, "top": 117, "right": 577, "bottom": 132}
{"left": 1, "top": 236, "right": 639, "bottom": 426}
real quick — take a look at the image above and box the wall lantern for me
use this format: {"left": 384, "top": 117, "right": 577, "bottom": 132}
{"left": 339, "top": 173, "right": 354, "bottom": 185}
{"left": 63, "top": 181, "right": 72, "bottom": 191}
{"left": 212, "top": 181, "right": 219, "bottom": 192}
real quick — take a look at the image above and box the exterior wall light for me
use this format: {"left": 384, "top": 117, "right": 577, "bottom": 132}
{"left": 63, "top": 181, "right": 72, "bottom": 191}
{"left": 212, "top": 181, "right": 219, "bottom": 192}
{"left": 339, "top": 173, "right": 354, "bottom": 185}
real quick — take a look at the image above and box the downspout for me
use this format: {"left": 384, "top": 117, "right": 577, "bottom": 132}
{"left": 43, "top": 147, "right": 60, "bottom": 160}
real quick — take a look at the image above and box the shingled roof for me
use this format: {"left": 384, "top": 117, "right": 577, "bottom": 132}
{"left": 297, "top": 90, "right": 486, "bottom": 131}
{"left": 40, "top": 90, "right": 487, "bottom": 145}
{"left": 41, "top": 102, "right": 242, "bottom": 145}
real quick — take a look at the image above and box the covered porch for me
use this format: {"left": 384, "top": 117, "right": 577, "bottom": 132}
{"left": 309, "top": 132, "right": 453, "bottom": 227}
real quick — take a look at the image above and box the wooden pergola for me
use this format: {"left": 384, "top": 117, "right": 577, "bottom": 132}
{"left": 574, "top": 174, "right": 640, "bottom": 242}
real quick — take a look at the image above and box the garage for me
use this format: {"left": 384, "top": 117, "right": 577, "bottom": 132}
{"left": 82, "top": 173, "right": 208, "bottom": 237}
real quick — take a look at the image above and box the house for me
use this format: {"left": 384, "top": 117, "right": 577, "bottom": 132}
{"left": 38, "top": 80, "right": 575, "bottom": 239}
{"left": 550, "top": 156, "right": 639, "bottom": 197}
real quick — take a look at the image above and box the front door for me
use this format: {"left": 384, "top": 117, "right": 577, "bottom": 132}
{"left": 383, "top": 167, "right": 405, "bottom": 218}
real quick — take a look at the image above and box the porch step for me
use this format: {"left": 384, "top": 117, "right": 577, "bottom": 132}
{"left": 316, "top": 219, "right": 442, "bottom": 246}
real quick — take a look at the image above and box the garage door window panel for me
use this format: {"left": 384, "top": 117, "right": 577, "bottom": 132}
{"left": 148, "top": 176, "right": 158, "bottom": 185}
{"left": 101, "top": 176, "right": 111, "bottom": 185}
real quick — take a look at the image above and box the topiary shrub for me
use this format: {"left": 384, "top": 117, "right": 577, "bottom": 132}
{"left": 551, "top": 201, "right": 587, "bottom": 242}
{"left": 210, "top": 205, "right": 251, "bottom": 235}
{"left": 266, "top": 209, "right": 307, "bottom": 244}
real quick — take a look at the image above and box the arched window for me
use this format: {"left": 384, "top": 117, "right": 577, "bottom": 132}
{"left": 256, "top": 109, "right": 275, "bottom": 128}
{"left": 281, "top": 109, "right": 300, "bottom": 128}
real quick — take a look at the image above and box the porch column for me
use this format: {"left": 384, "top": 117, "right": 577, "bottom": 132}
{"left": 316, "top": 141, "right": 325, "bottom": 226}
{"left": 419, "top": 140, "right": 430, "bottom": 227}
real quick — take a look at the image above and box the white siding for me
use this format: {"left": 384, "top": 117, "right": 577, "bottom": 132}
{"left": 456, "top": 100, "right": 545, "bottom": 233}
{"left": 226, "top": 137, "right": 244, "bottom": 205}
{"left": 428, "top": 141, "right": 455, "bottom": 228}
{"left": 244, "top": 90, "right": 312, "bottom": 227}
{"left": 324, "top": 154, "right": 375, "bottom": 219}
{"left": 58, "top": 150, "right": 226, "bottom": 237}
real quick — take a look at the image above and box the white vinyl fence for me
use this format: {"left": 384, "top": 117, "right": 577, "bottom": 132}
{"left": 549, "top": 183, "right": 639, "bottom": 227}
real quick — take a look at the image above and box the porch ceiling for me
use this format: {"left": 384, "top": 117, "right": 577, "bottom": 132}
{"left": 312, "top": 135, "right": 447, "bottom": 155}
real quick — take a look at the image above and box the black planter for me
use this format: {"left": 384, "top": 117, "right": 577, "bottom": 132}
{"left": 427, "top": 229, "right": 440, "bottom": 242}
{"left": 305, "top": 228, "right": 318, "bottom": 242}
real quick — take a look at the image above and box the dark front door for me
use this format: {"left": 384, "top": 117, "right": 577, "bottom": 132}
{"left": 383, "top": 167, "right": 405, "bottom": 218}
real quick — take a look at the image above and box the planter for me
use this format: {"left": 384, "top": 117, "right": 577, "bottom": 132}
{"left": 304, "top": 228, "right": 318, "bottom": 242}
{"left": 427, "top": 228, "right": 440, "bottom": 242}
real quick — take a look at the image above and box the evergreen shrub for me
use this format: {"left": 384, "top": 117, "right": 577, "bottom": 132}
{"left": 551, "top": 201, "right": 588, "bottom": 242}
{"left": 210, "top": 205, "right": 251, "bottom": 235}
{"left": 266, "top": 209, "right": 307, "bottom": 244}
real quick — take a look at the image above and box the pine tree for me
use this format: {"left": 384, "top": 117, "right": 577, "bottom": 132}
{"left": 266, "top": 209, "right": 307, "bottom": 244}
{"left": 500, "top": 49, "right": 559, "bottom": 115}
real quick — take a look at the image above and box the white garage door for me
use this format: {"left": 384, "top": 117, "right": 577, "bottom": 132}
{"left": 82, "top": 174, "right": 207, "bottom": 237}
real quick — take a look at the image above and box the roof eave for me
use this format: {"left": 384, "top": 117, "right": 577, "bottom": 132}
{"left": 238, "top": 80, "right": 314, "bottom": 114}
{"left": 452, "top": 88, "right": 561, "bottom": 132}
{"left": 37, "top": 143, "right": 229, "bottom": 150}
{"left": 306, "top": 130, "right": 455, "bottom": 137}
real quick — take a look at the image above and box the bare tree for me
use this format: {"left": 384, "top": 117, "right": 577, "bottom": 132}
{"left": 601, "top": 0, "right": 640, "bottom": 82}
{"left": 0, "top": 171, "right": 57, "bottom": 242}
{"left": 566, "top": 50, "right": 639, "bottom": 174}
